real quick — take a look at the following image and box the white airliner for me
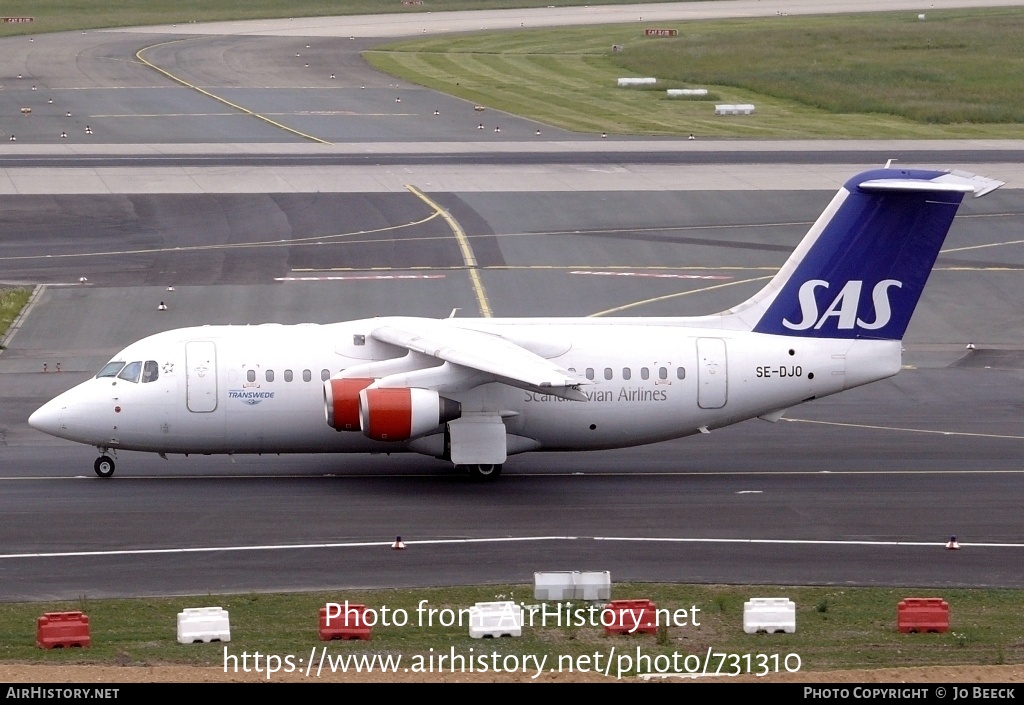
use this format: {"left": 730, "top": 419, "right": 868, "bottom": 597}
{"left": 29, "top": 168, "right": 1002, "bottom": 480}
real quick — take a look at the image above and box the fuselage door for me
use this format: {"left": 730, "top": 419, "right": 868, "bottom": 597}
{"left": 186, "top": 341, "right": 218, "bottom": 413}
{"left": 696, "top": 337, "right": 728, "bottom": 409}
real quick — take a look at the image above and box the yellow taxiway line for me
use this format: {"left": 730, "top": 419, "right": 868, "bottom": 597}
{"left": 406, "top": 184, "right": 493, "bottom": 318}
{"left": 135, "top": 38, "right": 331, "bottom": 145}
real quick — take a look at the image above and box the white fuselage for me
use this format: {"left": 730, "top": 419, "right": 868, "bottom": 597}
{"left": 37, "top": 317, "right": 902, "bottom": 457}
{"left": 29, "top": 168, "right": 1001, "bottom": 477}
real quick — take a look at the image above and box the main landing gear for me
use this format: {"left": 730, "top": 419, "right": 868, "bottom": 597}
{"left": 462, "top": 464, "right": 502, "bottom": 481}
{"left": 93, "top": 455, "right": 115, "bottom": 478}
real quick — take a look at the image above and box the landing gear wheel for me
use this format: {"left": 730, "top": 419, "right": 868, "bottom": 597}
{"left": 465, "top": 463, "right": 502, "bottom": 481}
{"left": 94, "top": 456, "right": 115, "bottom": 478}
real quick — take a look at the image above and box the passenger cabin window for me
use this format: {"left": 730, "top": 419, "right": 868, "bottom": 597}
{"left": 677, "top": 367, "right": 686, "bottom": 380}
{"left": 640, "top": 367, "right": 650, "bottom": 380}
{"left": 118, "top": 361, "right": 142, "bottom": 383}
{"left": 141, "top": 361, "right": 159, "bottom": 383}
{"left": 622, "top": 368, "right": 631, "bottom": 380}
{"left": 97, "top": 361, "right": 125, "bottom": 378}
{"left": 266, "top": 370, "right": 274, "bottom": 383}
{"left": 585, "top": 368, "right": 595, "bottom": 380}
{"left": 604, "top": 367, "right": 613, "bottom": 381}
{"left": 659, "top": 367, "right": 668, "bottom": 380}
{"left": 321, "top": 369, "right": 330, "bottom": 382}
{"left": 284, "top": 370, "right": 293, "bottom": 382}
{"left": 303, "top": 369, "right": 312, "bottom": 382}
{"left": 247, "top": 370, "right": 256, "bottom": 383}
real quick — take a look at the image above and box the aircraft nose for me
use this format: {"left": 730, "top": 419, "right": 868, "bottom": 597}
{"left": 28, "top": 400, "right": 62, "bottom": 436}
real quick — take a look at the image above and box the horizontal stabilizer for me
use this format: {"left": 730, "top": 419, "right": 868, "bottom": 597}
{"left": 860, "top": 170, "right": 1004, "bottom": 197}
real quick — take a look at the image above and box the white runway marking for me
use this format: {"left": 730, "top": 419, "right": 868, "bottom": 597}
{"left": 0, "top": 536, "right": 575, "bottom": 560}
{"left": 89, "top": 112, "right": 237, "bottom": 118}
{"left": 941, "top": 236, "right": 1024, "bottom": 254}
{"left": 592, "top": 537, "right": 1024, "bottom": 547}
{"left": 571, "top": 270, "right": 731, "bottom": 281}
{"left": 275, "top": 274, "right": 445, "bottom": 281}
{"left": 4, "top": 534, "right": 1022, "bottom": 561}
{"left": 784, "top": 418, "right": 1024, "bottom": 441}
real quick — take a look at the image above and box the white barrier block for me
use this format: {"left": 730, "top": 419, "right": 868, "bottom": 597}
{"left": 667, "top": 89, "right": 708, "bottom": 97}
{"left": 576, "top": 571, "right": 612, "bottom": 601}
{"left": 617, "top": 77, "right": 657, "bottom": 87}
{"left": 177, "top": 606, "right": 231, "bottom": 644}
{"left": 535, "top": 571, "right": 612, "bottom": 600}
{"left": 743, "top": 598, "right": 796, "bottom": 634}
{"left": 714, "top": 103, "right": 756, "bottom": 115}
{"left": 469, "top": 601, "right": 523, "bottom": 638}
{"left": 534, "top": 571, "right": 576, "bottom": 600}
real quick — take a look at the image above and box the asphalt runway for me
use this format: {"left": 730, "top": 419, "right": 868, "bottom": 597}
{"left": 1, "top": 3, "right": 1023, "bottom": 600}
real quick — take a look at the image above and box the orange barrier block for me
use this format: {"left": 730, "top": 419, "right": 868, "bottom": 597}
{"left": 319, "top": 603, "right": 372, "bottom": 641}
{"left": 603, "top": 599, "right": 658, "bottom": 636}
{"left": 37, "top": 611, "right": 90, "bottom": 648}
{"left": 897, "top": 598, "right": 950, "bottom": 633}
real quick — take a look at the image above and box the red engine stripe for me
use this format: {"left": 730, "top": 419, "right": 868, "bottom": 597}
{"left": 364, "top": 388, "right": 412, "bottom": 441}
{"left": 331, "top": 378, "right": 374, "bottom": 431}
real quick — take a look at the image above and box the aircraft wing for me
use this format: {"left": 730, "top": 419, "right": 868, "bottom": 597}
{"left": 370, "top": 321, "right": 588, "bottom": 400}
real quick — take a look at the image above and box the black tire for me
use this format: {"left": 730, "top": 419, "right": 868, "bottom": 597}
{"left": 466, "top": 463, "right": 502, "bottom": 481}
{"left": 94, "top": 456, "right": 115, "bottom": 478}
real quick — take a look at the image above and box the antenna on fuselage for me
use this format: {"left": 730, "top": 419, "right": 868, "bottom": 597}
{"left": 448, "top": 308, "right": 460, "bottom": 318}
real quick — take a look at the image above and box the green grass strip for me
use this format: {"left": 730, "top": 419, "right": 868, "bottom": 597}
{"left": 0, "top": 288, "right": 31, "bottom": 343}
{"left": 3, "top": 584, "right": 1022, "bottom": 673}
{"left": 368, "top": 8, "right": 1024, "bottom": 138}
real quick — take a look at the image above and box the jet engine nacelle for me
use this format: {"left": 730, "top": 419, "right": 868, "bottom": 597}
{"left": 324, "top": 378, "right": 375, "bottom": 431}
{"left": 358, "top": 387, "right": 461, "bottom": 442}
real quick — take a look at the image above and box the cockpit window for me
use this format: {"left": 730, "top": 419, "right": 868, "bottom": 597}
{"left": 118, "top": 361, "right": 143, "bottom": 383}
{"left": 97, "top": 361, "right": 125, "bottom": 378}
{"left": 142, "top": 361, "right": 159, "bottom": 383}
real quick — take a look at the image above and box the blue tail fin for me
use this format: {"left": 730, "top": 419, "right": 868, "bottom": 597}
{"left": 739, "top": 168, "right": 1002, "bottom": 340}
